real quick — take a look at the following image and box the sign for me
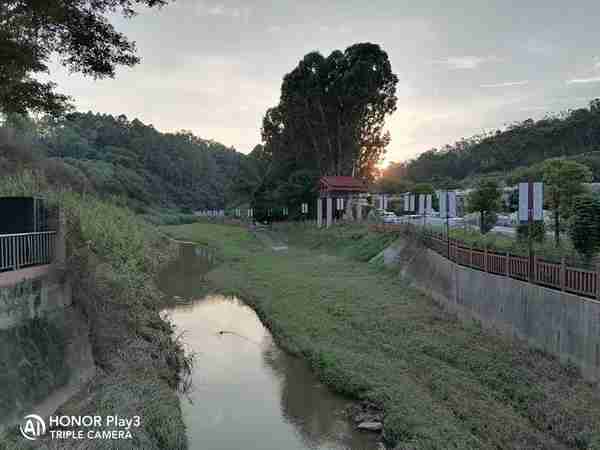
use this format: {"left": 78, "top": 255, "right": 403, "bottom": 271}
{"left": 301, "top": 203, "right": 308, "bottom": 214}
{"left": 409, "top": 195, "right": 415, "bottom": 212}
{"left": 418, "top": 194, "right": 425, "bottom": 215}
{"left": 519, "top": 182, "right": 543, "bottom": 222}
{"left": 439, "top": 191, "right": 457, "bottom": 218}
{"left": 336, "top": 198, "right": 345, "bottom": 210}
{"left": 426, "top": 194, "right": 433, "bottom": 214}
{"left": 404, "top": 193, "right": 410, "bottom": 212}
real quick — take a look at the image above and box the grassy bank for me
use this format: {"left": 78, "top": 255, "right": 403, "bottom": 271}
{"left": 164, "top": 222, "right": 600, "bottom": 450}
{"left": 0, "top": 171, "right": 190, "bottom": 450}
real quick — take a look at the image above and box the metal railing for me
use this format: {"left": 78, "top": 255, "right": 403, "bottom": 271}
{"left": 371, "top": 223, "right": 600, "bottom": 300}
{"left": 0, "top": 231, "right": 56, "bottom": 272}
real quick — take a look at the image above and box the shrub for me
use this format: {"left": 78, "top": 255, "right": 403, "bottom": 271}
{"left": 517, "top": 221, "right": 546, "bottom": 244}
{"left": 569, "top": 194, "right": 600, "bottom": 261}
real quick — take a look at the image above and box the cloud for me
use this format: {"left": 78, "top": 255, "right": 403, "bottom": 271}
{"left": 431, "top": 56, "right": 497, "bottom": 70}
{"left": 566, "top": 76, "right": 600, "bottom": 84}
{"left": 195, "top": 3, "right": 251, "bottom": 21}
{"left": 480, "top": 81, "right": 529, "bottom": 88}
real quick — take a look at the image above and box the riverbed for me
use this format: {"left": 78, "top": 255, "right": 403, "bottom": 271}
{"left": 159, "top": 243, "right": 379, "bottom": 450}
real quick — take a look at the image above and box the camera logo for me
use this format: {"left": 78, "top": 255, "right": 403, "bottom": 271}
{"left": 20, "top": 414, "right": 46, "bottom": 441}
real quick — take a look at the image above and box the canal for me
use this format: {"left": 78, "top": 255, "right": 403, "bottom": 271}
{"left": 158, "top": 243, "right": 379, "bottom": 450}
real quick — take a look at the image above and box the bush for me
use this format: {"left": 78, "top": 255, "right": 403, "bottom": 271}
{"left": 517, "top": 221, "right": 546, "bottom": 244}
{"left": 569, "top": 194, "right": 600, "bottom": 260}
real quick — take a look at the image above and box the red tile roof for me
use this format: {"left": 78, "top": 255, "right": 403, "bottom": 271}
{"left": 319, "top": 176, "right": 367, "bottom": 192}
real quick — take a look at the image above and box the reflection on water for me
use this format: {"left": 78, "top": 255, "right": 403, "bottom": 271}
{"left": 157, "top": 244, "right": 217, "bottom": 299}
{"left": 159, "top": 244, "right": 379, "bottom": 450}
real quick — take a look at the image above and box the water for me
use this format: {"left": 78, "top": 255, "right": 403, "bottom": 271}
{"left": 159, "top": 244, "right": 379, "bottom": 450}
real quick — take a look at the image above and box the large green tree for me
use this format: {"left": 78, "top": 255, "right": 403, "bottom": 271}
{"left": 0, "top": 0, "right": 170, "bottom": 115}
{"left": 262, "top": 43, "right": 398, "bottom": 187}
{"left": 542, "top": 159, "right": 592, "bottom": 246}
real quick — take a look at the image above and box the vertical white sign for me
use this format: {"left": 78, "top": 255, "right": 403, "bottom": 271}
{"left": 404, "top": 193, "right": 410, "bottom": 211}
{"left": 409, "top": 195, "right": 415, "bottom": 212}
{"left": 439, "top": 191, "right": 457, "bottom": 218}
{"left": 519, "top": 182, "right": 544, "bottom": 222}
{"left": 439, "top": 191, "right": 446, "bottom": 218}
{"left": 426, "top": 194, "right": 433, "bottom": 214}
{"left": 448, "top": 191, "right": 457, "bottom": 218}
{"left": 418, "top": 194, "right": 425, "bottom": 215}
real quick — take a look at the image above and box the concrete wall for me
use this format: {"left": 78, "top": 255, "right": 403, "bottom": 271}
{"left": 0, "top": 266, "right": 72, "bottom": 330}
{"left": 391, "top": 236, "right": 600, "bottom": 382}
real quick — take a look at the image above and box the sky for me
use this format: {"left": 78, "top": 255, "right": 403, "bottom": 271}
{"left": 44, "top": 0, "right": 600, "bottom": 165}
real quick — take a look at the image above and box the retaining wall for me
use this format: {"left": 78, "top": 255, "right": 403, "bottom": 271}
{"left": 391, "top": 236, "right": 600, "bottom": 382}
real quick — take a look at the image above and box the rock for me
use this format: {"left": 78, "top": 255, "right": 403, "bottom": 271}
{"left": 357, "top": 421, "right": 383, "bottom": 432}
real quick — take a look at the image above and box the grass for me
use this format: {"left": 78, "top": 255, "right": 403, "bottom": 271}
{"left": 164, "top": 221, "right": 600, "bottom": 450}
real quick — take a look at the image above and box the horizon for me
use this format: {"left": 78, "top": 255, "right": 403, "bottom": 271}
{"left": 39, "top": 0, "right": 600, "bottom": 164}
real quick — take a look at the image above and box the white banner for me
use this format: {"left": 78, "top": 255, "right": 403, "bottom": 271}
{"left": 439, "top": 191, "right": 457, "bottom": 218}
{"left": 404, "top": 193, "right": 410, "bottom": 211}
{"left": 418, "top": 194, "right": 425, "bottom": 215}
{"left": 409, "top": 195, "right": 415, "bottom": 212}
{"left": 426, "top": 194, "right": 433, "bottom": 214}
{"left": 519, "top": 182, "right": 544, "bottom": 222}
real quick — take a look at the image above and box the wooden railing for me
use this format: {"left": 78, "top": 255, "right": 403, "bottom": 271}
{"left": 371, "top": 223, "right": 600, "bottom": 300}
{"left": 0, "top": 232, "right": 56, "bottom": 272}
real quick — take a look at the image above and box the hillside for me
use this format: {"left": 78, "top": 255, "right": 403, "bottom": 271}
{"left": 384, "top": 98, "right": 600, "bottom": 189}
{"left": 1, "top": 113, "right": 246, "bottom": 213}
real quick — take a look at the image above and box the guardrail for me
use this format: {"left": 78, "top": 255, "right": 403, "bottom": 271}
{"left": 0, "top": 231, "right": 56, "bottom": 272}
{"left": 371, "top": 223, "right": 600, "bottom": 300}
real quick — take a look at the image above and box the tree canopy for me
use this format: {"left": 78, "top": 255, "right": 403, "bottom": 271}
{"left": 262, "top": 43, "right": 397, "bottom": 179}
{"left": 1, "top": 112, "right": 247, "bottom": 211}
{"left": 0, "top": 0, "right": 170, "bottom": 115}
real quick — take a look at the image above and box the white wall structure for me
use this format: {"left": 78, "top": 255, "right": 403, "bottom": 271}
{"left": 326, "top": 197, "right": 333, "bottom": 228}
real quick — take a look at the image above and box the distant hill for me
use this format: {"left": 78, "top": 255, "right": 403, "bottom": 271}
{"left": 1, "top": 112, "right": 248, "bottom": 212}
{"left": 391, "top": 98, "right": 600, "bottom": 187}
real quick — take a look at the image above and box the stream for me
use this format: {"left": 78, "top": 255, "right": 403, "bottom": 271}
{"left": 158, "top": 243, "right": 379, "bottom": 450}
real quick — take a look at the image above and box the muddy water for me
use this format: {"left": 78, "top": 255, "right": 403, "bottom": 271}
{"left": 159, "top": 244, "right": 379, "bottom": 450}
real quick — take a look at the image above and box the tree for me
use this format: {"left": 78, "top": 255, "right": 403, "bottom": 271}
{"left": 467, "top": 179, "right": 502, "bottom": 234}
{"left": 261, "top": 43, "right": 398, "bottom": 189}
{"left": 0, "top": 0, "right": 170, "bottom": 116}
{"left": 569, "top": 194, "right": 600, "bottom": 261}
{"left": 542, "top": 159, "right": 592, "bottom": 246}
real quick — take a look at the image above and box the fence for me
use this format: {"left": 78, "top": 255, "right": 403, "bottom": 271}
{"left": 371, "top": 223, "right": 600, "bottom": 300}
{"left": 0, "top": 232, "right": 56, "bottom": 272}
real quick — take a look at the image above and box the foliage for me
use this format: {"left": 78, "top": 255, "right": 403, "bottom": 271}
{"left": 0, "top": 0, "right": 171, "bottom": 115}
{"left": 568, "top": 194, "right": 600, "bottom": 261}
{"left": 467, "top": 179, "right": 502, "bottom": 233}
{"left": 378, "top": 100, "right": 600, "bottom": 190}
{"left": 1, "top": 114, "right": 246, "bottom": 210}
{"left": 251, "top": 43, "right": 398, "bottom": 212}
{"left": 542, "top": 158, "right": 592, "bottom": 245}
{"left": 517, "top": 222, "right": 546, "bottom": 244}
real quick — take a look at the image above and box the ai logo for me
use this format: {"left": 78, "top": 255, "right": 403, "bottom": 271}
{"left": 20, "top": 414, "right": 46, "bottom": 441}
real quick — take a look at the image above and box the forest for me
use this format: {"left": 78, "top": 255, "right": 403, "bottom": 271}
{"left": 0, "top": 112, "right": 245, "bottom": 215}
{"left": 379, "top": 99, "right": 600, "bottom": 192}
